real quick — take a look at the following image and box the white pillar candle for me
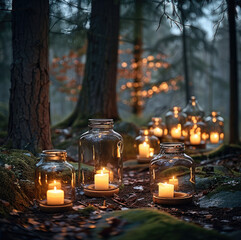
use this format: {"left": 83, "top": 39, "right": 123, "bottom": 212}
{"left": 96, "top": 168, "right": 114, "bottom": 182}
{"left": 153, "top": 127, "right": 163, "bottom": 137}
{"left": 94, "top": 171, "right": 109, "bottom": 190}
{"left": 47, "top": 187, "right": 64, "bottom": 205}
{"left": 48, "top": 180, "right": 61, "bottom": 189}
{"left": 139, "top": 142, "right": 150, "bottom": 158}
{"left": 158, "top": 182, "right": 174, "bottom": 198}
{"left": 210, "top": 132, "right": 219, "bottom": 144}
{"left": 168, "top": 176, "right": 178, "bottom": 190}
{"left": 190, "top": 133, "right": 201, "bottom": 145}
{"left": 171, "top": 125, "right": 182, "bottom": 139}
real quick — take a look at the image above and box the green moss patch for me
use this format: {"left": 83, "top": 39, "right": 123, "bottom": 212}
{"left": 95, "top": 209, "right": 229, "bottom": 240}
{"left": 0, "top": 148, "right": 37, "bottom": 214}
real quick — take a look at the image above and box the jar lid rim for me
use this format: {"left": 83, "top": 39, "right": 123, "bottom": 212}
{"left": 41, "top": 149, "right": 67, "bottom": 157}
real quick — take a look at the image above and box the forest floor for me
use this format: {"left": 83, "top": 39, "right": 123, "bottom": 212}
{"left": 1, "top": 151, "right": 241, "bottom": 240}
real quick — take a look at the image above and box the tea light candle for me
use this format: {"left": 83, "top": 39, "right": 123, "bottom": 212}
{"left": 171, "top": 126, "right": 181, "bottom": 139}
{"left": 153, "top": 127, "right": 163, "bottom": 137}
{"left": 190, "top": 133, "right": 201, "bottom": 145}
{"left": 139, "top": 142, "right": 150, "bottom": 158}
{"left": 158, "top": 182, "right": 174, "bottom": 198}
{"left": 47, "top": 186, "right": 64, "bottom": 205}
{"left": 168, "top": 176, "right": 178, "bottom": 190}
{"left": 48, "top": 180, "right": 61, "bottom": 189}
{"left": 210, "top": 132, "right": 219, "bottom": 144}
{"left": 95, "top": 171, "right": 109, "bottom": 190}
{"left": 149, "top": 148, "right": 154, "bottom": 157}
{"left": 96, "top": 168, "right": 114, "bottom": 182}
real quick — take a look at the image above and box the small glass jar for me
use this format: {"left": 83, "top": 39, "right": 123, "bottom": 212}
{"left": 182, "top": 96, "right": 205, "bottom": 122}
{"left": 35, "top": 150, "right": 75, "bottom": 211}
{"left": 205, "top": 111, "right": 224, "bottom": 144}
{"left": 165, "top": 106, "right": 186, "bottom": 140}
{"left": 78, "top": 119, "right": 123, "bottom": 197}
{"left": 183, "top": 116, "right": 206, "bottom": 148}
{"left": 134, "top": 129, "right": 160, "bottom": 162}
{"left": 150, "top": 143, "right": 195, "bottom": 205}
{"left": 151, "top": 117, "right": 165, "bottom": 139}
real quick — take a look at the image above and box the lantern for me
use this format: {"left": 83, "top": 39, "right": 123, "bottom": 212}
{"left": 151, "top": 117, "right": 165, "bottom": 140}
{"left": 135, "top": 129, "right": 160, "bottom": 163}
{"left": 78, "top": 119, "right": 123, "bottom": 197}
{"left": 150, "top": 143, "right": 195, "bottom": 205}
{"left": 165, "top": 106, "right": 186, "bottom": 140}
{"left": 35, "top": 150, "right": 75, "bottom": 211}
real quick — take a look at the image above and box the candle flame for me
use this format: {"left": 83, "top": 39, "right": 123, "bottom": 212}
{"left": 54, "top": 186, "right": 57, "bottom": 191}
{"left": 164, "top": 182, "right": 167, "bottom": 184}
{"left": 101, "top": 170, "right": 103, "bottom": 175}
{"left": 173, "top": 176, "right": 174, "bottom": 179}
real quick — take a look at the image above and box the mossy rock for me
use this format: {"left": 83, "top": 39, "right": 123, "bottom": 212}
{"left": 0, "top": 148, "right": 37, "bottom": 214}
{"left": 94, "top": 209, "right": 229, "bottom": 240}
{"left": 191, "top": 144, "right": 241, "bottom": 161}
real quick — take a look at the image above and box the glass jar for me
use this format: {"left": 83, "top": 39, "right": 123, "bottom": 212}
{"left": 182, "top": 96, "right": 205, "bottom": 122}
{"left": 205, "top": 111, "right": 224, "bottom": 144}
{"left": 151, "top": 117, "right": 165, "bottom": 139}
{"left": 165, "top": 106, "right": 186, "bottom": 140}
{"left": 134, "top": 129, "right": 160, "bottom": 162}
{"left": 78, "top": 119, "right": 123, "bottom": 197}
{"left": 35, "top": 150, "right": 75, "bottom": 211}
{"left": 150, "top": 143, "right": 195, "bottom": 205}
{"left": 183, "top": 116, "right": 206, "bottom": 148}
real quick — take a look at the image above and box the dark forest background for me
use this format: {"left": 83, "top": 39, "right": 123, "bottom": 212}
{"left": 0, "top": 0, "right": 240, "bottom": 152}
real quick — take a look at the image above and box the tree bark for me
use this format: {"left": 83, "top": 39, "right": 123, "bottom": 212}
{"left": 227, "top": 0, "right": 239, "bottom": 144}
{"left": 64, "top": 0, "right": 120, "bottom": 127}
{"left": 132, "top": 0, "right": 143, "bottom": 116}
{"left": 180, "top": 5, "right": 191, "bottom": 104}
{"left": 8, "top": 0, "right": 52, "bottom": 153}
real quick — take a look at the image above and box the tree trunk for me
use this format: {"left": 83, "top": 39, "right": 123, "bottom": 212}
{"left": 132, "top": 0, "right": 143, "bottom": 116}
{"left": 8, "top": 0, "right": 52, "bottom": 153}
{"left": 227, "top": 0, "right": 239, "bottom": 144}
{"left": 180, "top": 5, "right": 191, "bottom": 104}
{"left": 62, "top": 0, "right": 120, "bottom": 127}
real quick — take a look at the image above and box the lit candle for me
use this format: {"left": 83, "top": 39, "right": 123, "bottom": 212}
{"left": 153, "top": 127, "right": 163, "bottom": 137}
{"left": 220, "top": 133, "right": 224, "bottom": 140}
{"left": 168, "top": 176, "right": 178, "bottom": 190}
{"left": 210, "top": 132, "right": 219, "bottom": 144}
{"left": 171, "top": 124, "right": 181, "bottom": 139}
{"left": 190, "top": 133, "right": 201, "bottom": 145}
{"left": 158, "top": 182, "right": 174, "bottom": 198}
{"left": 94, "top": 170, "right": 109, "bottom": 190}
{"left": 202, "top": 132, "right": 209, "bottom": 141}
{"left": 149, "top": 148, "right": 154, "bottom": 157}
{"left": 48, "top": 180, "right": 61, "bottom": 189}
{"left": 96, "top": 168, "right": 113, "bottom": 182}
{"left": 139, "top": 142, "right": 150, "bottom": 158}
{"left": 47, "top": 186, "right": 64, "bottom": 205}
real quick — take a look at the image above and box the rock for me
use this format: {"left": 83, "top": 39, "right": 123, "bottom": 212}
{"left": 93, "top": 209, "right": 229, "bottom": 240}
{"left": 199, "top": 191, "right": 241, "bottom": 208}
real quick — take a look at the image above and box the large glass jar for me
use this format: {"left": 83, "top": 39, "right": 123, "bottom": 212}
{"left": 79, "top": 119, "right": 123, "bottom": 197}
{"left": 205, "top": 111, "right": 224, "bottom": 144}
{"left": 134, "top": 129, "right": 160, "bottom": 163}
{"left": 151, "top": 117, "right": 165, "bottom": 139}
{"left": 35, "top": 150, "right": 75, "bottom": 211}
{"left": 150, "top": 143, "right": 195, "bottom": 205}
{"left": 165, "top": 106, "right": 186, "bottom": 140}
{"left": 182, "top": 96, "right": 205, "bottom": 122}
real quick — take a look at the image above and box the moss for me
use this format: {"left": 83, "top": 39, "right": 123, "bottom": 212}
{"left": 0, "top": 148, "right": 37, "bottom": 213}
{"left": 191, "top": 144, "right": 241, "bottom": 161}
{"left": 78, "top": 205, "right": 96, "bottom": 217}
{"left": 96, "top": 209, "right": 229, "bottom": 240}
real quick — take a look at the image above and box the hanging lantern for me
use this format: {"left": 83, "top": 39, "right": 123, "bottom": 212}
{"left": 78, "top": 119, "right": 123, "bottom": 197}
